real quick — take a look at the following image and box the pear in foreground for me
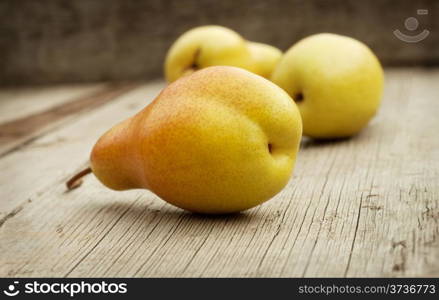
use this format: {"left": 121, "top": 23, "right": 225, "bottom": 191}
{"left": 87, "top": 66, "right": 302, "bottom": 214}
{"left": 271, "top": 33, "right": 384, "bottom": 139}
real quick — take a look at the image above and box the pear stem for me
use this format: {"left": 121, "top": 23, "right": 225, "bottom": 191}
{"left": 66, "top": 167, "right": 92, "bottom": 190}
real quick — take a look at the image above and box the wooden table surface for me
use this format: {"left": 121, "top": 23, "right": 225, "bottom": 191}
{"left": 0, "top": 68, "right": 438, "bottom": 277}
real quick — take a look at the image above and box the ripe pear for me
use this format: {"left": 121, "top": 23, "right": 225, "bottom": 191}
{"left": 88, "top": 66, "right": 302, "bottom": 214}
{"left": 164, "top": 25, "right": 281, "bottom": 82}
{"left": 271, "top": 33, "right": 384, "bottom": 139}
{"left": 247, "top": 42, "right": 282, "bottom": 78}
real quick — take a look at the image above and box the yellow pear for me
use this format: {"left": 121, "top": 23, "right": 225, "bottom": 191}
{"left": 77, "top": 67, "right": 302, "bottom": 214}
{"left": 271, "top": 33, "right": 384, "bottom": 139}
{"left": 247, "top": 42, "right": 282, "bottom": 78}
{"left": 164, "top": 25, "right": 282, "bottom": 82}
{"left": 165, "top": 26, "right": 256, "bottom": 82}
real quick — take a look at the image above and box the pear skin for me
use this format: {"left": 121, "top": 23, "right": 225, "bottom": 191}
{"left": 90, "top": 66, "right": 302, "bottom": 214}
{"left": 271, "top": 33, "right": 384, "bottom": 139}
{"left": 247, "top": 42, "right": 282, "bottom": 78}
{"left": 164, "top": 26, "right": 256, "bottom": 83}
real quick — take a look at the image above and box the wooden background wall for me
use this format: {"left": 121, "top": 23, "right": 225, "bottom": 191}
{"left": 1, "top": 0, "right": 438, "bottom": 85}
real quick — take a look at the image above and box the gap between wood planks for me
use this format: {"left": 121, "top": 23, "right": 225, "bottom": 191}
{"left": 0, "top": 81, "right": 145, "bottom": 226}
{"left": 0, "top": 82, "right": 140, "bottom": 158}
{"left": 0, "top": 82, "right": 164, "bottom": 224}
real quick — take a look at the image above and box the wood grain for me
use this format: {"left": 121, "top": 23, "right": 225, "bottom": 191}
{"left": 0, "top": 82, "right": 138, "bottom": 157}
{"left": 0, "top": 69, "right": 437, "bottom": 277}
{"left": 0, "top": 84, "right": 104, "bottom": 124}
{"left": 0, "top": 82, "right": 163, "bottom": 220}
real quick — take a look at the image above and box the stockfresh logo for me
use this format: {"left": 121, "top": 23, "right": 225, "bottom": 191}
{"left": 394, "top": 9, "right": 430, "bottom": 43}
{"left": 3, "top": 281, "right": 20, "bottom": 297}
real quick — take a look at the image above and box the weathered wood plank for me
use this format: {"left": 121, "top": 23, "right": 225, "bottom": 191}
{"left": 0, "top": 83, "right": 139, "bottom": 157}
{"left": 0, "top": 84, "right": 104, "bottom": 124}
{"left": 344, "top": 70, "right": 439, "bottom": 277}
{"left": 0, "top": 69, "right": 438, "bottom": 277}
{"left": 0, "top": 82, "right": 164, "bottom": 220}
